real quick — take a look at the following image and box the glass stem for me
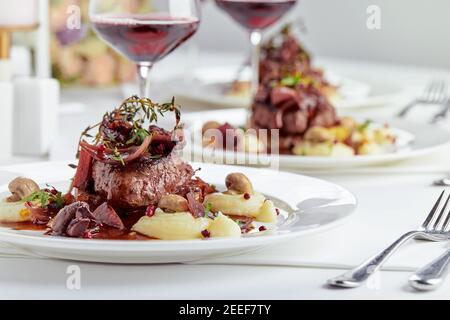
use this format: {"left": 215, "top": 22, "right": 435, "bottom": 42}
{"left": 137, "top": 63, "right": 153, "bottom": 98}
{"left": 249, "top": 30, "right": 262, "bottom": 99}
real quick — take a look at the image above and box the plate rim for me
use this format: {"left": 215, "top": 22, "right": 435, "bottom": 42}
{"left": 169, "top": 65, "right": 406, "bottom": 110}
{"left": 183, "top": 109, "right": 450, "bottom": 168}
{"left": 0, "top": 161, "right": 357, "bottom": 251}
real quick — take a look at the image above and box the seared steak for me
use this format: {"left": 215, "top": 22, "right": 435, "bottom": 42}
{"left": 92, "top": 154, "right": 194, "bottom": 208}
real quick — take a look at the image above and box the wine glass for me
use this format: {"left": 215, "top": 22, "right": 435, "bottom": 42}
{"left": 215, "top": 0, "right": 297, "bottom": 98}
{"left": 89, "top": 0, "right": 201, "bottom": 98}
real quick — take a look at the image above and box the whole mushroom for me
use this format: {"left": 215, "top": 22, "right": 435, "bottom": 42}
{"left": 7, "top": 177, "right": 40, "bottom": 202}
{"left": 158, "top": 194, "right": 189, "bottom": 213}
{"left": 225, "top": 173, "right": 254, "bottom": 195}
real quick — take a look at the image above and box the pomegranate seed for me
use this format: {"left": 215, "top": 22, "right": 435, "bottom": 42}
{"left": 259, "top": 226, "right": 267, "bottom": 232}
{"left": 83, "top": 231, "right": 94, "bottom": 239}
{"left": 25, "top": 201, "right": 33, "bottom": 207}
{"left": 275, "top": 208, "right": 280, "bottom": 216}
{"left": 243, "top": 193, "right": 251, "bottom": 200}
{"left": 97, "top": 144, "right": 106, "bottom": 152}
{"left": 201, "top": 230, "right": 211, "bottom": 238}
{"left": 145, "top": 205, "right": 156, "bottom": 217}
{"left": 97, "top": 144, "right": 106, "bottom": 158}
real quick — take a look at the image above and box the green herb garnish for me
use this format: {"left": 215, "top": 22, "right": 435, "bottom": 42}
{"left": 237, "top": 220, "right": 249, "bottom": 229}
{"left": 22, "top": 187, "right": 65, "bottom": 209}
{"left": 204, "top": 203, "right": 213, "bottom": 219}
{"left": 357, "top": 120, "right": 372, "bottom": 132}
{"left": 126, "top": 127, "right": 150, "bottom": 145}
{"left": 110, "top": 147, "right": 126, "bottom": 166}
{"left": 280, "top": 74, "right": 302, "bottom": 87}
{"left": 77, "top": 95, "right": 180, "bottom": 158}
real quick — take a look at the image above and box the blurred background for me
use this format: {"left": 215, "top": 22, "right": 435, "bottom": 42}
{"left": 198, "top": 0, "right": 450, "bottom": 69}
{"left": 2, "top": 0, "right": 450, "bottom": 162}
{"left": 9, "top": 0, "right": 448, "bottom": 88}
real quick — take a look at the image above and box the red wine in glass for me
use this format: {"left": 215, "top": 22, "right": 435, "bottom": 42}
{"left": 91, "top": 14, "right": 200, "bottom": 64}
{"left": 215, "top": 0, "right": 296, "bottom": 30}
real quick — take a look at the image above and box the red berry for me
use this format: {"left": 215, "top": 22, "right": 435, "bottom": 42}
{"left": 243, "top": 193, "right": 251, "bottom": 200}
{"left": 201, "top": 230, "right": 211, "bottom": 238}
{"left": 145, "top": 205, "right": 156, "bottom": 217}
{"left": 259, "top": 226, "right": 267, "bottom": 232}
{"left": 275, "top": 208, "right": 280, "bottom": 216}
{"left": 97, "top": 144, "right": 106, "bottom": 152}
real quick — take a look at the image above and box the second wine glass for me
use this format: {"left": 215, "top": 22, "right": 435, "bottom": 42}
{"left": 90, "top": 0, "right": 201, "bottom": 98}
{"left": 215, "top": 0, "right": 297, "bottom": 98}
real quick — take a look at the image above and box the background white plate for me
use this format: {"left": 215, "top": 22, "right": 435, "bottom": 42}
{"left": 168, "top": 65, "right": 405, "bottom": 110}
{"left": 0, "top": 162, "right": 356, "bottom": 264}
{"left": 183, "top": 109, "right": 450, "bottom": 169}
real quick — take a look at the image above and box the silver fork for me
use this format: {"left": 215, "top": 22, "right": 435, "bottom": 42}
{"left": 328, "top": 191, "right": 450, "bottom": 288}
{"left": 409, "top": 195, "right": 450, "bottom": 291}
{"left": 398, "top": 80, "right": 448, "bottom": 117}
{"left": 431, "top": 98, "right": 450, "bottom": 123}
{"left": 409, "top": 248, "right": 450, "bottom": 291}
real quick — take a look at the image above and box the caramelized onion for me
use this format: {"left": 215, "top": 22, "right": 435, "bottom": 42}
{"left": 79, "top": 135, "right": 153, "bottom": 165}
{"left": 187, "top": 192, "right": 205, "bottom": 218}
{"left": 73, "top": 148, "right": 93, "bottom": 190}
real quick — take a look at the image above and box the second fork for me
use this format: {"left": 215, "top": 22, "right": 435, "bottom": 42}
{"left": 398, "top": 80, "right": 447, "bottom": 118}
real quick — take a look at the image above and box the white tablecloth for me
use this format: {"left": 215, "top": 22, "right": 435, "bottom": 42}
{"left": 3, "top": 52, "right": 450, "bottom": 299}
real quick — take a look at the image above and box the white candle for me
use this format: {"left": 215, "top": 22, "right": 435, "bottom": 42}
{"left": 0, "top": 0, "right": 38, "bottom": 27}
{"left": 0, "top": 81, "right": 13, "bottom": 159}
{"left": 13, "top": 77, "right": 60, "bottom": 156}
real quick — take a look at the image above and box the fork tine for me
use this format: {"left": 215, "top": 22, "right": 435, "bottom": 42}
{"left": 442, "top": 202, "right": 450, "bottom": 231}
{"left": 433, "top": 194, "right": 450, "bottom": 231}
{"left": 422, "top": 190, "right": 445, "bottom": 229}
{"left": 430, "top": 81, "right": 442, "bottom": 102}
{"left": 438, "top": 82, "right": 448, "bottom": 102}
{"left": 422, "top": 81, "right": 435, "bottom": 100}
{"left": 434, "top": 81, "right": 445, "bottom": 103}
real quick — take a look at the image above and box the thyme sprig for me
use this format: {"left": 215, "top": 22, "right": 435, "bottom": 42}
{"left": 77, "top": 95, "right": 181, "bottom": 158}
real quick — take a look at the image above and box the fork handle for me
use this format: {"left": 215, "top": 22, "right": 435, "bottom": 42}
{"left": 327, "top": 231, "right": 418, "bottom": 288}
{"left": 431, "top": 101, "right": 450, "bottom": 123}
{"left": 409, "top": 249, "right": 450, "bottom": 291}
{"left": 398, "top": 101, "right": 418, "bottom": 117}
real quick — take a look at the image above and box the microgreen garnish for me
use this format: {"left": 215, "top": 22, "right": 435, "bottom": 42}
{"left": 237, "top": 221, "right": 246, "bottom": 228}
{"left": 279, "top": 73, "right": 318, "bottom": 89}
{"left": 110, "top": 147, "right": 126, "bottom": 166}
{"left": 281, "top": 74, "right": 302, "bottom": 87}
{"left": 22, "top": 187, "right": 65, "bottom": 209}
{"left": 126, "top": 127, "right": 150, "bottom": 145}
{"left": 204, "top": 202, "right": 213, "bottom": 219}
{"left": 357, "top": 120, "right": 372, "bottom": 132}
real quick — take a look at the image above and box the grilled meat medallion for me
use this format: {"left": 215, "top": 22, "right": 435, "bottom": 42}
{"left": 92, "top": 154, "right": 195, "bottom": 209}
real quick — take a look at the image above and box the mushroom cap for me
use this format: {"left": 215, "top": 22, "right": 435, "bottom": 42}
{"left": 225, "top": 173, "right": 254, "bottom": 195}
{"left": 158, "top": 194, "right": 189, "bottom": 213}
{"left": 7, "top": 177, "right": 40, "bottom": 202}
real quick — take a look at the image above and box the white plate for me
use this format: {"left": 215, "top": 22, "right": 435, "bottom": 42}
{"left": 168, "top": 66, "right": 405, "bottom": 110}
{"left": 0, "top": 161, "right": 356, "bottom": 264}
{"left": 183, "top": 109, "right": 450, "bottom": 169}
